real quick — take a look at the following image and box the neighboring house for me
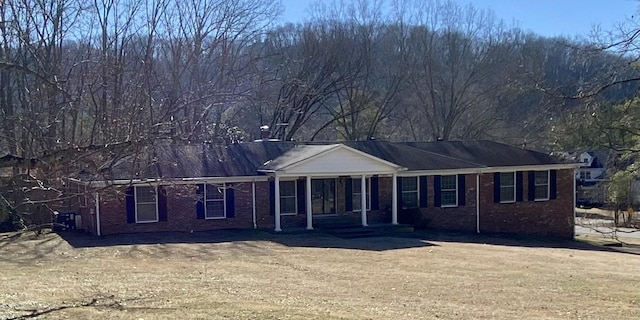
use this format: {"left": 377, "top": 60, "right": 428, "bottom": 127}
{"left": 72, "top": 140, "right": 579, "bottom": 239}
{"left": 575, "top": 151, "right": 610, "bottom": 206}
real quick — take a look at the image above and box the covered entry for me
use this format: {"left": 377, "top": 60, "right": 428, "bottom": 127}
{"left": 259, "top": 144, "right": 405, "bottom": 231}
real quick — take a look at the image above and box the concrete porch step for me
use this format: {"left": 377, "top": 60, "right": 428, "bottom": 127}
{"left": 313, "top": 215, "right": 361, "bottom": 229}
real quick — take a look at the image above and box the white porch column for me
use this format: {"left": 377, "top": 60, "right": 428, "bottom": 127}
{"left": 306, "top": 176, "right": 313, "bottom": 230}
{"left": 361, "top": 175, "right": 368, "bottom": 227}
{"left": 274, "top": 175, "right": 282, "bottom": 232}
{"left": 392, "top": 173, "right": 398, "bottom": 225}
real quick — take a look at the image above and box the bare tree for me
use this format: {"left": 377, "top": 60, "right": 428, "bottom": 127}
{"left": 392, "top": 0, "right": 518, "bottom": 141}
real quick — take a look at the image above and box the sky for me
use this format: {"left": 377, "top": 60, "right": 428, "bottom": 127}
{"left": 279, "top": 0, "right": 638, "bottom": 38}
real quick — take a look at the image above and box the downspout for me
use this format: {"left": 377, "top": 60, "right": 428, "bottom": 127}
{"left": 252, "top": 181, "right": 257, "bottom": 229}
{"left": 573, "top": 168, "right": 577, "bottom": 238}
{"left": 94, "top": 193, "right": 101, "bottom": 236}
{"left": 476, "top": 173, "right": 480, "bottom": 234}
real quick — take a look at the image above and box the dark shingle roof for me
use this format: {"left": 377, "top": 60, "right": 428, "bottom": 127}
{"left": 106, "top": 141, "right": 297, "bottom": 180}
{"left": 400, "top": 140, "right": 561, "bottom": 167}
{"left": 98, "top": 140, "right": 567, "bottom": 181}
{"left": 260, "top": 144, "right": 340, "bottom": 171}
{"left": 342, "top": 141, "right": 484, "bottom": 171}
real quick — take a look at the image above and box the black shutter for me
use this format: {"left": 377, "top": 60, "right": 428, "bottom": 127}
{"left": 458, "top": 174, "right": 466, "bottom": 206}
{"left": 371, "top": 176, "right": 379, "bottom": 210}
{"left": 345, "top": 177, "right": 353, "bottom": 212}
{"left": 196, "top": 184, "right": 205, "bottom": 220}
{"left": 158, "top": 186, "right": 167, "bottom": 222}
{"left": 434, "top": 175, "right": 441, "bottom": 207}
{"left": 516, "top": 171, "right": 523, "bottom": 202}
{"left": 126, "top": 186, "right": 135, "bottom": 223}
{"left": 297, "top": 179, "right": 305, "bottom": 215}
{"left": 550, "top": 170, "right": 557, "bottom": 199}
{"left": 226, "top": 185, "right": 235, "bottom": 218}
{"left": 528, "top": 171, "right": 536, "bottom": 201}
{"left": 269, "top": 180, "right": 275, "bottom": 216}
{"left": 493, "top": 173, "right": 500, "bottom": 203}
{"left": 419, "top": 176, "right": 428, "bottom": 208}
{"left": 396, "top": 176, "right": 403, "bottom": 210}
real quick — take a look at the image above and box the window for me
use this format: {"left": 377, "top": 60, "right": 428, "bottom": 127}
{"left": 579, "top": 171, "right": 591, "bottom": 180}
{"left": 205, "top": 184, "right": 225, "bottom": 219}
{"left": 499, "top": 172, "right": 516, "bottom": 203}
{"left": 440, "top": 175, "right": 458, "bottom": 207}
{"left": 280, "top": 181, "right": 297, "bottom": 215}
{"left": 534, "top": 171, "right": 549, "bottom": 201}
{"left": 352, "top": 178, "right": 371, "bottom": 212}
{"left": 135, "top": 186, "right": 158, "bottom": 223}
{"left": 401, "top": 177, "right": 419, "bottom": 208}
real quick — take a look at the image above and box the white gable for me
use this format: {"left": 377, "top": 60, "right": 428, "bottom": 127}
{"left": 280, "top": 145, "right": 401, "bottom": 176}
{"left": 580, "top": 152, "right": 593, "bottom": 165}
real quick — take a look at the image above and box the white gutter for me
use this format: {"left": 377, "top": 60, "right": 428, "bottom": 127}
{"left": 476, "top": 173, "right": 480, "bottom": 234}
{"left": 252, "top": 181, "right": 257, "bottom": 229}
{"left": 94, "top": 193, "right": 101, "bottom": 236}
{"left": 88, "top": 175, "right": 270, "bottom": 187}
{"left": 479, "top": 163, "right": 582, "bottom": 173}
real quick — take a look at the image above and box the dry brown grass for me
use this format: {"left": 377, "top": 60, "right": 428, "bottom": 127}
{"left": 0, "top": 230, "right": 638, "bottom": 320}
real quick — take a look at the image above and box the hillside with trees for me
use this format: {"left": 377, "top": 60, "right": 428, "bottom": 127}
{"left": 0, "top": 0, "right": 638, "bottom": 229}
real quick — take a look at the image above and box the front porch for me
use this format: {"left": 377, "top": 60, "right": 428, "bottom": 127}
{"left": 259, "top": 144, "right": 406, "bottom": 232}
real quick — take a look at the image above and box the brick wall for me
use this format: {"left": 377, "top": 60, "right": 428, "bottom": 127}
{"left": 97, "top": 181, "right": 274, "bottom": 235}
{"left": 478, "top": 169, "right": 574, "bottom": 239}
{"left": 377, "top": 175, "right": 476, "bottom": 232}
{"left": 94, "top": 170, "right": 574, "bottom": 238}
{"left": 377, "top": 171, "right": 574, "bottom": 238}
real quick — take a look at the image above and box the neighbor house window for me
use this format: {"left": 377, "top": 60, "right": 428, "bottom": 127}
{"left": 499, "top": 172, "right": 516, "bottom": 203}
{"left": 579, "top": 171, "right": 591, "bottom": 180}
{"left": 135, "top": 186, "right": 158, "bottom": 223}
{"left": 401, "top": 177, "right": 419, "bottom": 208}
{"left": 440, "top": 175, "right": 458, "bottom": 207}
{"left": 352, "top": 178, "right": 371, "bottom": 212}
{"left": 205, "top": 184, "right": 226, "bottom": 219}
{"left": 534, "top": 171, "right": 549, "bottom": 201}
{"left": 280, "top": 181, "right": 297, "bottom": 215}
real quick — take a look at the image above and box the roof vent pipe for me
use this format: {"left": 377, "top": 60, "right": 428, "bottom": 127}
{"left": 260, "top": 125, "right": 270, "bottom": 140}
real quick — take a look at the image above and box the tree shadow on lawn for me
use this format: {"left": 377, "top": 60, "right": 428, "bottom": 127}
{"left": 56, "top": 229, "right": 437, "bottom": 252}
{"left": 55, "top": 229, "right": 640, "bottom": 255}
{"left": 406, "top": 229, "right": 640, "bottom": 255}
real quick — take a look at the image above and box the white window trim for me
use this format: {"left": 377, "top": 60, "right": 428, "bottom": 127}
{"left": 352, "top": 178, "right": 371, "bottom": 212}
{"left": 135, "top": 185, "right": 159, "bottom": 223}
{"left": 499, "top": 172, "right": 516, "bottom": 204}
{"left": 440, "top": 175, "right": 458, "bottom": 208}
{"left": 534, "top": 170, "right": 550, "bottom": 202}
{"left": 280, "top": 180, "right": 297, "bottom": 216}
{"left": 401, "top": 176, "right": 420, "bottom": 209}
{"left": 205, "top": 183, "right": 226, "bottom": 220}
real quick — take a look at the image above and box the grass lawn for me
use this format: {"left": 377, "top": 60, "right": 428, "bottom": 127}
{"left": 0, "top": 230, "right": 638, "bottom": 320}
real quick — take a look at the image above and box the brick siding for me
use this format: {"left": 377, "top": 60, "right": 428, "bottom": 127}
{"left": 92, "top": 170, "right": 574, "bottom": 238}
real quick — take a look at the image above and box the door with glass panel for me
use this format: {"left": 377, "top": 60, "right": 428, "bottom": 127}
{"left": 311, "top": 178, "right": 336, "bottom": 214}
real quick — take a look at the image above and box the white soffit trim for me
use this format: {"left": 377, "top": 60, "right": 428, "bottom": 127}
{"left": 87, "top": 176, "right": 269, "bottom": 187}
{"left": 480, "top": 163, "right": 582, "bottom": 172}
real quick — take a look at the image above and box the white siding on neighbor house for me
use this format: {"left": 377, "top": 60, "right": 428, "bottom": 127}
{"left": 576, "top": 167, "right": 605, "bottom": 181}
{"left": 283, "top": 147, "right": 398, "bottom": 175}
